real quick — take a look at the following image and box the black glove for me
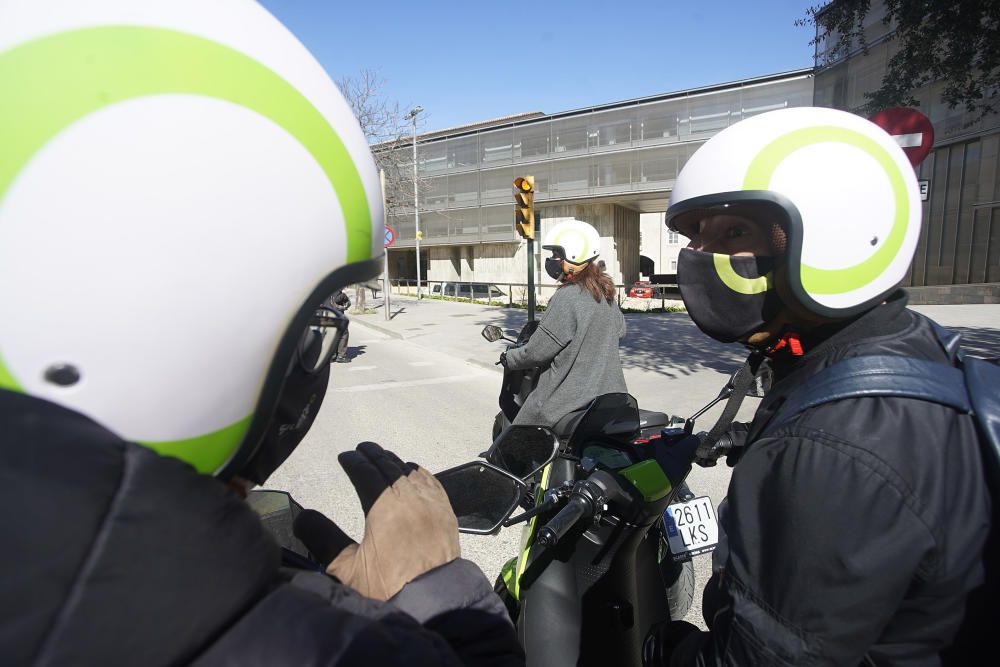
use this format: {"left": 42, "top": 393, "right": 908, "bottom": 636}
{"left": 694, "top": 421, "right": 752, "bottom": 468}
{"left": 293, "top": 442, "right": 416, "bottom": 562}
{"left": 292, "top": 442, "right": 460, "bottom": 600}
{"left": 720, "top": 421, "right": 751, "bottom": 467}
{"left": 497, "top": 350, "right": 509, "bottom": 367}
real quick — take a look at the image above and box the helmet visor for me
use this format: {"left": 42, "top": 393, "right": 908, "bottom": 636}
{"left": 667, "top": 200, "right": 788, "bottom": 256}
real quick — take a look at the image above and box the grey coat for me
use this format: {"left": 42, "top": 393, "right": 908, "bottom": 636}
{"left": 504, "top": 283, "right": 627, "bottom": 427}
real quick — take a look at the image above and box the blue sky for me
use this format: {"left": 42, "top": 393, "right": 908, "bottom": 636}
{"left": 259, "top": 1, "right": 820, "bottom": 134}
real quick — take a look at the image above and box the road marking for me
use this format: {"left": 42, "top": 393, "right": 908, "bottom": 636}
{"left": 333, "top": 374, "right": 487, "bottom": 393}
{"left": 347, "top": 365, "right": 377, "bottom": 371}
{"left": 409, "top": 361, "right": 434, "bottom": 367}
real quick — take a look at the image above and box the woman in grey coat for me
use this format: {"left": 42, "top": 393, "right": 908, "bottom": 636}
{"left": 502, "top": 219, "right": 627, "bottom": 428}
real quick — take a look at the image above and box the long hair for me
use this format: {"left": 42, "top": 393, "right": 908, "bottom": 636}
{"left": 562, "top": 261, "right": 616, "bottom": 303}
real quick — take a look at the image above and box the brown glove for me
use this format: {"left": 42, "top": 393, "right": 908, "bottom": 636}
{"left": 293, "top": 442, "right": 460, "bottom": 600}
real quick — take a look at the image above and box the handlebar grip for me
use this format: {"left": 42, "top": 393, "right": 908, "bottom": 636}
{"left": 537, "top": 494, "right": 592, "bottom": 547}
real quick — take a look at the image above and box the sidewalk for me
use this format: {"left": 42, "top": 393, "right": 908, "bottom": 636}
{"left": 350, "top": 293, "right": 1000, "bottom": 388}
{"left": 349, "top": 293, "right": 745, "bottom": 378}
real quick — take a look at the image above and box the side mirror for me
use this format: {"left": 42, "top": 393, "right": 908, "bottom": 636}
{"left": 246, "top": 489, "right": 310, "bottom": 556}
{"left": 436, "top": 462, "right": 525, "bottom": 535}
{"left": 485, "top": 425, "right": 560, "bottom": 479}
{"left": 481, "top": 325, "right": 505, "bottom": 342}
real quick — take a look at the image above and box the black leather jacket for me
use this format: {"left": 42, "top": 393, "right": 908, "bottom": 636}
{"left": 674, "top": 291, "right": 991, "bottom": 666}
{"left": 0, "top": 391, "right": 523, "bottom": 667}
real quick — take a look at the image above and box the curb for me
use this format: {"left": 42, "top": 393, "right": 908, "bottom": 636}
{"left": 349, "top": 315, "right": 407, "bottom": 340}
{"left": 467, "top": 356, "right": 504, "bottom": 374}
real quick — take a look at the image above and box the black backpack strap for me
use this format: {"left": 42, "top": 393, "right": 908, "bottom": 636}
{"left": 771, "top": 355, "right": 972, "bottom": 431}
{"left": 928, "top": 320, "right": 964, "bottom": 362}
{"left": 964, "top": 356, "right": 1000, "bottom": 490}
{"left": 694, "top": 354, "right": 764, "bottom": 466}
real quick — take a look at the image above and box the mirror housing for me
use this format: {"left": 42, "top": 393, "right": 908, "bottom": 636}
{"left": 485, "top": 425, "right": 560, "bottom": 479}
{"left": 436, "top": 462, "right": 525, "bottom": 535}
{"left": 246, "top": 489, "right": 311, "bottom": 557}
{"left": 481, "top": 325, "right": 505, "bottom": 342}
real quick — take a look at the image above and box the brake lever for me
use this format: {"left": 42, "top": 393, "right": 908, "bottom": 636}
{"left": 503, "top": 497, "right": 559, "bottom": 527}
{"left": 502, "top": 486, "right": 570, "bottom": 527}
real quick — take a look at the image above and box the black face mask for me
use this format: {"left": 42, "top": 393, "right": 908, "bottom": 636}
{"left": 239, "top": 330, "right": 331, "bottom": 485}
{"left": 544, "top": 257, "right": 565, "bottom": 281}
{"left": 677, "top": 248, "right": 782, "bottom": 343}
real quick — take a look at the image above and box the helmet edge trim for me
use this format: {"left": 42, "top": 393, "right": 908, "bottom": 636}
{"left": 214, "top": 254, "right": 383, "bottom": 479}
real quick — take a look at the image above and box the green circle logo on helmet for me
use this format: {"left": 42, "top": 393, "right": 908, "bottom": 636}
{"left": 0, "top": 2, "right": 385, "bottom": 476}
{"left": 543, "top": 219, "right": 601, "bottom": 264}
{"left": 542, "top": 219, "right": 601, "bottom": 282}
{"left": 666, "top": 106, "right": 922, "bottom": 320}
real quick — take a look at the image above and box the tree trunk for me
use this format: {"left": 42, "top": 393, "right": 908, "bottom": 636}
{"left": 355, "top": 285, "right": 367, "bottom": 313}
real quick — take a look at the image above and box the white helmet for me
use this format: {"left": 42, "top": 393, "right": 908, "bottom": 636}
{"left": 0, "top": 1, "right": 384, "bottom": 475}
{"left": 666, "top": 107, "right": 922, "bottom": 319}
{"left": 542, "top": 219, "right": 601, "bottom": 266}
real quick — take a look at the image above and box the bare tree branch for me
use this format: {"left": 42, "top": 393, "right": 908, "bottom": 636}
{"left": 336, "top": 69, "right": 428, "bottom": 220}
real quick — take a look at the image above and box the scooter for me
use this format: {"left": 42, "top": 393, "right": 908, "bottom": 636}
{"left": 247, "top": 342, "right": 767, "bottom": 667}
{"left": 424, "top": 324, "right": 768, "bottom": 667}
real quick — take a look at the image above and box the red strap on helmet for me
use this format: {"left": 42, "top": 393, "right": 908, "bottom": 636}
{"left": 769, "top": 331, "right": 804, "bottom": 357}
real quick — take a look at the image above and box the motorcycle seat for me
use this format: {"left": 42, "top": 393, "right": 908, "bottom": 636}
{"left": 552, "top": 408, "right": 588, "bottom": 439}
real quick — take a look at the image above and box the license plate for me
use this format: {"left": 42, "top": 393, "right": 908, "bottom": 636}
{"left": 663, "top": 496, "right": 719, "bottom": 562}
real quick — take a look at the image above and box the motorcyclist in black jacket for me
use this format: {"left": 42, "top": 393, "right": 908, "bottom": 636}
{"left": 0, "top": 3, "right": 522, "bottom": 666}
{"left": 644, "top": 107, "right": 990, "bottom": 666}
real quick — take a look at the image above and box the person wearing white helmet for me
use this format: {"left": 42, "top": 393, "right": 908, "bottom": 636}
{"left": 501, "top": 219, "right": 628, "bottom": 430}
{"left": 0, "top": 2, "right": 522, "bottom": 665}
{"left": 642, "top": 107, "right": 990, "bottom": 665}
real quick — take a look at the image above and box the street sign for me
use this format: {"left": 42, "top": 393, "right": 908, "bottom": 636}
{"left": 384, "top": 225, "right": 395, "bottom": 247}
{"left": 868, "top": 107, "right": 935, "bottom": 167}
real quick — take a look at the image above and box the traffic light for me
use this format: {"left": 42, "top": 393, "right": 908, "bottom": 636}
{"left": 513, "top": 176, "right": 535, "bottom": 240}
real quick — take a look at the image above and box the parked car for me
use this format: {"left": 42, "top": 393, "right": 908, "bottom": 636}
{"left": 433, "top": 282, "right": 505, "bottom": 299}
{"left": 651, "top": 284, "right": 679, "bottom": 298}
{"left": 628, "top": 281, "right": 654, "bottom": 298}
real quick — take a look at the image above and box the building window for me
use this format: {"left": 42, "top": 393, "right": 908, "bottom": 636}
{"left": 668, "top": 231, "right": 679, "bottom": 244}
{"left": 670, "top": 260, "right": 677, "bottom": 271}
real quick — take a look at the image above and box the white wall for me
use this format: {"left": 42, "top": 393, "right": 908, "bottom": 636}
{"left": 419, "top": 202, "right": 644, "bottom": 293}
{"left": 639, "top": 212, "right": 683, "bottom": 276}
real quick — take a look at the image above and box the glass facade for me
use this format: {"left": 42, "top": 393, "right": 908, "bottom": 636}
{"left": 385, "top": 71, "right": 814, "bottom": 246}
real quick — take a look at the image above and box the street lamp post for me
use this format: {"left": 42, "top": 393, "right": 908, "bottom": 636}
{"left": 406, "top": 106, "right": 423, "bottom": 298}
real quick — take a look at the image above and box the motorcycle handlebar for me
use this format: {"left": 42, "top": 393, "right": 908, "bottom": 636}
{"left": 537, "top": 493, "right": 593, "bottom": 547}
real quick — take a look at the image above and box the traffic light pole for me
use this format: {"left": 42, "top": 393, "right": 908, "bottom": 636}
{"left": 527, "top": 236, "right": 535, "bottom": 322}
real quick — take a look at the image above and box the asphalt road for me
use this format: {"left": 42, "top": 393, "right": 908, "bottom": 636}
{"left": 264, "top": 323, "right": 526, "bottom": 602}
{"left": 265, "top": 313, "right": 747, "bottom": 628}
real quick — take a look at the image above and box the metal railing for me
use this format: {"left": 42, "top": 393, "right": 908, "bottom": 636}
{"left": 385, "top": 279, "right": 682, "bottom": 311}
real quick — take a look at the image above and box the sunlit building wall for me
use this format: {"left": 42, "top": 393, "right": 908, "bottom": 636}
{"left": 381, "top": 70, "right": 814, "bottom": 288}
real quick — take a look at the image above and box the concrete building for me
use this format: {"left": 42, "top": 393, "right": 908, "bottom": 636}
{"left": 639, "top": 212, "right": 684, "bottom": 279}
{"left": 382, "top": 70, "right": 815, "bottom": 292}
{"left": 813, "top": 0, "right": 1000, "bottom": 293}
